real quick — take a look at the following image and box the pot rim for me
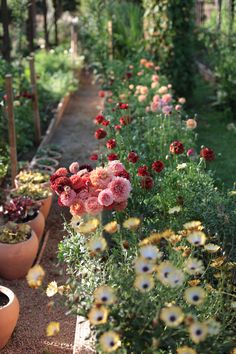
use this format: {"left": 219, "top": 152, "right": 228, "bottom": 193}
{"left": 0, "top": 286, "right": 15, "bottom": 309}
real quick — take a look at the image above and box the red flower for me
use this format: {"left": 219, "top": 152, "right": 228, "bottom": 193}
{"left": 141, "top": 176, "right": 154, "bottom": 190}
{"left": 107, "top": 153, "right": 119, "bottom": 161}
{"left": 152, "top": 160, "right": 164, "bottom": 173}
{"left": 98, "top": 90, "right": 105, "bottom": 98}
{"left": 95, "top": 128, "right": 107, "bottom": 140}
{"left": 118, "top": 102, "right": 129, "bottom": 110}
{"left": 51, "top": 176, "right": 72, "bottom": 194}
{"left": 200, "top": 147, "right": 215, "bottom": 161}
{"left": 115, "top": 169, "right": 130, "bottom": 180}
{"left": 106, "top": 139, "right": 116, "bottom": 149}
{"left": 127, "top": 151, "right": 139, "bottom": 163}
{"left": 102, "top": 120, "right": 110, "bottom": 126}
{"left": 115, "top": 125, "right": 122, "bottom": 131}
{"left": 89, "top": 154, "right": 98, "bottom": 161}
{"left": 137, "top": 165, "right": 149, "bottom": 176}
{"left": 70, "top": 175, "right": 86, "bottom": 191}
{"left": 95, "top": 114, "right": 105, "bottom": 124}
{"left": 170, "top": 141, "right": 185, "bottom": 155}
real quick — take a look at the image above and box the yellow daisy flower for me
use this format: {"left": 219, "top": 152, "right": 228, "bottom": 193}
{"left": 183, "top": 221, "right": 202, "bottom": 231}
{"left": 46, "top": 281, "right": 58, "bottom": 297}
{"left": 88, "top": 305, "right": 108, "bottom": 325}
{"left": 160, "top": 306, "right": 184, "bottom": 327}
{"left": 94, "top": 285, "right": 116, "bottom": 305}
{"left": 78, "top": 218, "right": 100, "bottom": 234}
{"left": 104, "top": 221, "right": 119, "bottom": 234}
{"left": 99, "top": 331, "right": 121, "bottom": 352}
{"left": 187, "top": 231, "right": 206, "bottom": 246}
{"left": 26, "top": 265, "right": 45, "bottom": 289}
{"left": 204, "top": 243, "right": 220, "bottom": 253}
{"left": 167, "top": 269, "right": 185, "bottom": 288}
{"left": 123, "top": 217, "right": 141, "bottom": 230}
{"left": 70, "top": 215, "right": 82, "bottom": 231}
{"left": 189, "top": 322, "right": 208, "bottom": 343}
{"left": 205, "top": 318, "right": 221, "bottom": 335}
{"left": 88, "top": 236, "right": 107, "bottom": 253}
{"left": 139, "top": 245, "right": 163, "bottom": 261}
{"left": 134, "top": 274, "right": 155, "bottom": 292}
{"left": 184, "top": 287, "right": 206, "bottom": 306}
{"left": 134, "top": 257, "right": 154, "bottom": 274}
{"left": 210, "top": 256, "right": 226, "bottom": 268}
{"left": 184, "top": 258, "right": 205, "bottom": 275}
{"left": 46, "top": 321, "right": 60, "bottom": 337}
{"left": 156, "top": 261, "right": 175, "bottom": 284}
{"left": 177, "top": 346, "right": 197, "bottom": 354}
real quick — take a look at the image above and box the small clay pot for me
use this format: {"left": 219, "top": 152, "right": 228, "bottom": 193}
{"left": 0, "top": 230, "right": 39, "bottom": 280}
{"left": 0, "top": 286, "right": 20, "bottom": 350}
{"left": 39, "top": 195, "right": 53, "bottom": 219}
{"left": 26, "top": 211, "right": 45, "bottom": 242}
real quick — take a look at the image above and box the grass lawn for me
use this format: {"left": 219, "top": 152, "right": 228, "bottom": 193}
{"left": 189, "top": 76, "right": 236, "bottom": 190}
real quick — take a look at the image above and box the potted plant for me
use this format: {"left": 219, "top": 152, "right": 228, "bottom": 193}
{"left": 12, "top": 183, "right": 53, "bottom": 219}
{"left": 36, "top": 146, "right": 62, "bottom": 161}
{"left": 0, "top": 222, "right": 38, "bottom": 280}
{"left": 1, "top": 196, "right": 45, "bottom": 241}
{"left": 0, "top": 285, "right": 19, "bottom": 350}
{"left": 33, "top": 157, "right": 59, "bottom": 169}
{"left": 14, "top": 169, "right": 50, "bottom": 188}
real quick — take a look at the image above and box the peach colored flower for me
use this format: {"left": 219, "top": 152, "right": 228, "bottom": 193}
{"left": 119, "top": 94, "right": 126, "bottom": 100}
{"left": 159, "top": 86, "right": 168, "bottom": 94}
{"left": 140, "top": 86, "right": 148, "bottom": 95}
{"left": 162, "top": 93, "right": 172, "bottom": 104}
{"left": 85, "top": 197, "right": 103, "bottom": 215}
{"left": 153, "top": 94, "right": 160, "bottom": 103}
{"left": 152, "top": 74, "right": 159, "bottom": 82}
{"left": 90, "top": 167, "right": 113, "bottom": 189}
{"left": 168, "top": 84, "right": 172, "bottom": 89}
{"left": 175, "top": 104, "right": 182, "bottom": 111}
{"left": 98, "top": 189, "right": 114, "bottom": 206}
{"left": 151, "top": 101, "right": 161, "bottom": 112}
{"left": 77, "top": 189, "right": 91, "bottom": 201}
{"left": 179, "top": 97, "right": 186, "bottom": 104}
{"left": 138, "top": 95, "right": 147, "bottom": 102}
{"left": 129, "top": 84, "right": 134, "bottom": 90}
{"left": 70, "top": 199, "right": 85, "bottom": 216}
{"left": 108, "top": 177, "right": 131, "bottom": 203}
{"left": 186, "top": 119, "right": 197, "bottom": 130}
{"left": 151, "top": 82, "right": 158, "bottom": 89}
{"left": 146, "top": 106, "right": 150, "bottom": 112}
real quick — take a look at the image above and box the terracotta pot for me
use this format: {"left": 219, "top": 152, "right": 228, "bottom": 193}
{"left": 26, "top": 211, "right": 45, "bottom": 242}
{"left": 39, "top": 195, "right": 52, "bottom": 219}
{"left": 0, "top": 230, "right": 39, "bottom": 280}
{"left": 0, "top": 286, "right": 19, "bottom": 350}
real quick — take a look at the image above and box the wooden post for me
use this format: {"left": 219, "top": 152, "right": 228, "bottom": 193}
{"left": 71, "top": 17, "right": 78, "bottom": 61}
{"left": 5, "top": 74, "right": 17, "bottom": 186}
{"left": 108, "top": 20, "right": 113, "bottom": 61}
{"left": 29, "top": 56, "right": 41, "bottom": 145}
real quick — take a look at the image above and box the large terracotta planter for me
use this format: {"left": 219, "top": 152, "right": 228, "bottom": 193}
{"left": 39, "top": 195, "right": 53, "bottom": 219}
{"left": 0, "top": 286, "right": 19, "bottom": 350}
{"left": 26, "top": 211, "right": 45, "bottom": 242}
{"left": 0, "top": 230, "right": 39, "bottom": 280}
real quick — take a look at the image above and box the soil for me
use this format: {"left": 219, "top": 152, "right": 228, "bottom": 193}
{"left": 0, "top": 291, "right": 9, "bottom": 307}
{"left": 0, "top": 70, "right": 102, "bottom": 354}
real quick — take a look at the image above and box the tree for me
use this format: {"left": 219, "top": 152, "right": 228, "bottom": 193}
{"left": 228, "top": 0, "right": 235, "bottom": 36}
{"left": 26, "top": 0, "right": 36, "bottom": 52}
{"left": 42, "top": 0, "right": 49, "bottom": 49}
{"left": 1, "top": 0, "right": 11, "bottom": 61}
{"left": 215, "top": 0, "right": 222, "bottom": 32}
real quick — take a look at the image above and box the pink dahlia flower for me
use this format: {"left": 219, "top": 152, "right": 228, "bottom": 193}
{"left": 108, "top": 160, "right": 125, "bottom": 175}
{"left": 98, "top": 189, "right": 114, "bottom": 206}
{"left": 69, "top": 162, "right": 79, "bottom": 174}
{"left": 85, "top": 197, "right": 103, "bottom": 215}
{"left": 90, "top": 167, "right": 113, "bottom": 189}
{"left": 108, "top": 177, "right": 131, "bottom": 203}
{"left": 70, "top": 199, "right": 85, "bottom": 216}
{"left": 60, "top": 187, "right": 77, "bottom": 207}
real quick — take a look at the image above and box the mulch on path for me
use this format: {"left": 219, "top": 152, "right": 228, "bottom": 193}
{"left": 1, "top": 71, "right": 102, "bottom": 354}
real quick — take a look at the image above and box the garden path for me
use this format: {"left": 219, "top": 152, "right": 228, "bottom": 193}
{"left": 1, "top": 71, "right": 102, "bottom": 354}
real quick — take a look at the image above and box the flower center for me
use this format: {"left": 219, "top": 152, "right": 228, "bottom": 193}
{"left": 196, "top": 329, "right": 202, "bottom": 336}
{"left": 143, "top": 266, "right": 149, "bottom": 272}
{"left": 101, "top": 296, "right": 108, "bottom": 302}
{"left": 169, "top": 315, "right": 176, "bottom": 322}
{"left": 143, "top": 283, "right": 149, "bottom": 289}
{"left": 192, "top": 295, "right": 199, "bottom": 302}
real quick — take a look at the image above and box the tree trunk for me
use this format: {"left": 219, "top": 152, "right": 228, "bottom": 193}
{"left": 52, "top": 0, "right": 59, "bottom": 46}
{"left": 228, "top": 0, "right": 235, "bottom": 35}
{"left": 1, "top": 0, "right": 11, "bottom": 62}
{"left": 27, "top": 0, "right": 36, "bottom": 52}
{"left": 42, "top": 0, "right": 49, "bottom": 49}
{"left": 215, "top": 0, "right": 222, "bottom": 32}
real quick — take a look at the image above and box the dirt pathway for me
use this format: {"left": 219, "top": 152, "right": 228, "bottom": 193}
{"left": 1, "top": 71, "right": 102, "bottom": 354}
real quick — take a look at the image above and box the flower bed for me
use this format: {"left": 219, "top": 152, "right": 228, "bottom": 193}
{"left": 29, "top": 57, "right": 236, "bottom": 353}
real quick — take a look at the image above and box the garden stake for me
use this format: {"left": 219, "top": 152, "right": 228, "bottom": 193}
{"left": 108, "top": 20, "right": 113, "bottom": 61}
{"left": 5, "top": 74, "right": 17, "bottom": 187}
{"left": 29, "top": 56, "right": 41, "bottom": 145}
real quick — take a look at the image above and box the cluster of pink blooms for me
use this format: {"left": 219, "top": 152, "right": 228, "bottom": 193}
{"left": 50, "top": 161, "right": 132, "bottom": 216}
